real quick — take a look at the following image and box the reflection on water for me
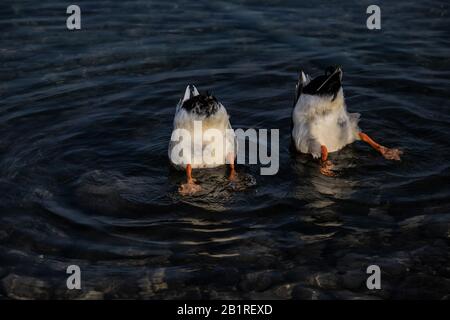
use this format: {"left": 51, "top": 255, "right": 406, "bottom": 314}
{"left": 1, "top": 0, "right": 450, "bottom": 299}
{"left": 291, "top": 155, "right": 359, "bottom": 200}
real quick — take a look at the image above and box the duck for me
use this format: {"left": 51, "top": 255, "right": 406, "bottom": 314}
{"left": 168, "top": 85, "right": 236, "bottom": 195}
{"left": 291, "top": 65, "right": 402, "bottom": 176}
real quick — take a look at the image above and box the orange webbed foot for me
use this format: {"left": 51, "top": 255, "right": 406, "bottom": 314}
{"left": 379, "top": 146, "right": 403, "bottom": 161}
{"left": 320, "top": 160, "right": 336, "bottom": 177}
{"left": 179, "top": 180, "right": 201, "bottom": 196}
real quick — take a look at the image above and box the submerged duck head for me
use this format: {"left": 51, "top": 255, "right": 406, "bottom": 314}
{"left": 295, "top": 65, "right": 344, "bottom": 105}
{"left": 179, "top": 85, "right": 220, "bottom": 117}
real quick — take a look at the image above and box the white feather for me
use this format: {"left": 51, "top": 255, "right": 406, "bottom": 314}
{"left": 169, "top": 87, "right": 236, "bottom": 169}
{"left": 292, "top": 89, "right": 360, "bottom": 158}
{"left": 301, "top": 71, "right": 311, "bottom": 85}
{"left": 177, "top": 85, "right": 200, "bottom": 112}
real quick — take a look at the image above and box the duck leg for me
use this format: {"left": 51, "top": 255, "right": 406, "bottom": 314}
{"left": 179, "top": 164, "right": 201, "bottom": 195}
{"left": 320, "top": 145, "right": 335, "bottom": 176}
{"left": 227, "top": 153, "right": 237, "bottom": 181}
{"left": 359, "top": 132, "right": 402, "bottom": 161}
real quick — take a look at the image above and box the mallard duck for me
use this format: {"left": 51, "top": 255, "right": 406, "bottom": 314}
{"left": 292, "top": 66, "right": 402, "bottom": 176}
{"left": 168, "top": 85, "right": 236, "bottom": 194}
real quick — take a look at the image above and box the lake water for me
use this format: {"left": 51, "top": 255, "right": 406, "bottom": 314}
{"left": 1, "top": 0, "right": 449, "bottom": 299}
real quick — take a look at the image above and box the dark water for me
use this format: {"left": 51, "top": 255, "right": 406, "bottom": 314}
{"left": 1, "top": 0, "right": 450, "bottom": 299}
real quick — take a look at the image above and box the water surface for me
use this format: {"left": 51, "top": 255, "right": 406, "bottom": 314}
{"left": 1, "top": 0, "right": 450, "bottom": 299}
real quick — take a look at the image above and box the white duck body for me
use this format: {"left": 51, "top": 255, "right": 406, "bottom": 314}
{"left": 292, "top": 70, "right": 361, "bottom": 158}
{"left": 168, "top": 85, "right": 236, "bottom": 169}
